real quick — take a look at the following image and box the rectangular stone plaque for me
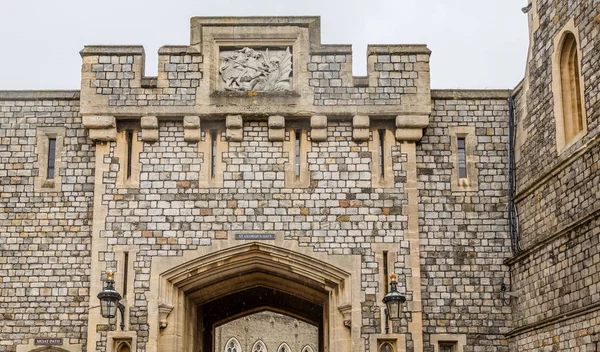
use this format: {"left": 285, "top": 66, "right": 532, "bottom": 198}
{"left": 235, "top": 233, "right": 275, "bottom": 240}
{"left": 34, "top": 338, "right": 63, "bottom": 345}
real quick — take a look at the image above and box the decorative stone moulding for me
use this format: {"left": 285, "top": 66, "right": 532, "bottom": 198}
{"left": 183, "top": 116, "right": 201, "bottom": 142}
{"left": 395, "top": 115, "right": 429, "bottom": 142}
{"left": 310, "top": 115, "right": 327, "bottom": 142}
{"left": 140, "top": 116, "right": 159, "bottom": 143}
{"left": 158, "top": 303, "right": 174, "bottom": 329}
{"left": 353, "top": 115, "right": 370, "bottom": 142}
{"left": 268, "top": 115, "right": 285, "bottom": 141}
{"left": 226, "top": 115, "right": 243, "bottom": 142}
{"left": 82, "top": 115, "right": 117, "bottom": 142}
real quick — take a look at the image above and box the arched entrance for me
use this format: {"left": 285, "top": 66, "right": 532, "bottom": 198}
{"left": 147, "top": 241, "right": 362, "bottom": 352}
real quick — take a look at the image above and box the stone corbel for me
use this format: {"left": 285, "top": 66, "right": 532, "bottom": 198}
{"left": 226, "top": 115, "right": 243, "bottom": 142}
{"left": 158, "top": 303, "right": 174, "bottom": 329}
{"left": 184, "top": 116, "right": 201, "bottom": 142}
{"left": 82, "top": 115, "right": 117, "bottom": 142}
{"left": 338, "top": 304, "right": 352, "bottom": 328}
{"left": 310, "top": 115, "right": 327, "bottom": 142}
{"left": 268, "top": 115, "right": 285, "bottom": 141}
{"left": 141, "top": 116, "right": 159, "bottom": 143}
{"left": 395, "top": 115, "right": 429, "bottom": 142}
{"left": 353, "top": 115, "right": 370, "bottom": 142}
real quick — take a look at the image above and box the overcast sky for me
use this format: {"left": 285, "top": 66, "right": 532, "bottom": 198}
{"left": 0, "top": 0, "right": 529, "bottom": 90}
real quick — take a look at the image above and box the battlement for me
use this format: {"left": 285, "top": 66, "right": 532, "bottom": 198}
{"left": 79, "top": 16, "right": 432, "bottom": 123}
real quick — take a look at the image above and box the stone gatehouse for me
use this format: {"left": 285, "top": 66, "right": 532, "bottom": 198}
{"left": 1, "top": 3, "right": 599, "bottom": 352}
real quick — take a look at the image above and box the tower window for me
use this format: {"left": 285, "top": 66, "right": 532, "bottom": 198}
{"left": 211, "top": 131, "right": 217, "bottom": 179}
{"left": 295, "top": 129, "right": 301, "bottom": 177}
{"left": 439, "top": 342, "right": 456, "bottom": 352}
{"left": 378, "top": 129, "right": 385, "bottom": 177}
{"left": 126, "top": 130, "right": 133, "bottom": 179}
{"left": 457, "top": 137, "right": 467, "bottom": 179}
{"left": 47, "top": 138, "right": 56, "bottom": 179}
{"left": 559, "top": 32, "right": 584, "bottom": 144}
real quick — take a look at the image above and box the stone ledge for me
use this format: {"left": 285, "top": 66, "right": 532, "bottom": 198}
{"left": 0, "top": 90, "right": 80, "bottom": 100}
{"left": 158, "top": 45, "right": 201, "bottom": 55}
{"left": 431, "top": 89, "right": 511, "bottom": 100}
{"left": 367, "top": 44, "right": 431, "bottom": 55}
{"left": 80, "top": 45, "right": 145, "bottom": 57}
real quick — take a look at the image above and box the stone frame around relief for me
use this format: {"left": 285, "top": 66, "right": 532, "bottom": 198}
{"left": 218, "top": 46, "right": 294, "bottom": 92}
{"left": 208, "top": 37, "right": 303, "bottom": 99}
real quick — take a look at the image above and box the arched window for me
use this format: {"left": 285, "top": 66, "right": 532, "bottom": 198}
{"left": 559, "top": 32, "right": 584, "bottom": 145}
{"left": 252, "top": 340, "right": 267, "bottom": 352}
{"left": 115, "top": 340, "right": 131, "bottom": 352}
{"left": 379, "top": 342, "right": 394, "bottom": 352}
{"left": 301, "top": 345, "right": 315, "bottom": 352}
{"left": 277, "top": 343, "right": 291, "bottom": 352}
{"left": 225, "top": 338, "right": 242, "bottom": 352}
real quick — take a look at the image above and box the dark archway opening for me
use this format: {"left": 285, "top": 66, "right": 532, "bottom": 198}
{"left": 200, "top": 287, "right": 324, "bottom": 352}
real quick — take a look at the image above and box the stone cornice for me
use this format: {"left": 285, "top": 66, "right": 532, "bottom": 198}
{"left": 0, "top": 90, "right": 80, "bottom": 100}
{"left": 367, "top": 44, "right": 431, "bottom": 55}
{"left": 80, "top": 45, "right": 145, "bottom": 57}
{"left": 431, "top": 89, "right": 512, "bottom": 100}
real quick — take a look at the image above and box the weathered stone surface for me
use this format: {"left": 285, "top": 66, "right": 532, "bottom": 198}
{"left": 184, "top": 128, "right": 201, "bottom": 142}
{"left": 226, "top": 128, "right": 243, "bottom": 142}
{"left": 142, "top": 128, "right": 159, "bottom": 142}
{"left": 395, "top": 115, "right": 428, "bottom": 128}
{"left": 395, "top": 128, "right": 422, "bottom": 141}
{"left": 353, "top": 128, "right": 369, "bottom": 142}
{"left": 89, "top": 127, "right": 117, "bottom": 141}
{"left": 268, "top": 115, "right": 285, "bottom": 129}
{"left": 226, "top": 115, "right": 243, "bottom": 129}
{"left": 82, "top": 115, "right": 116, "bottom": 128}
{"left": 310, "top": 115, "right": 327, "bottom": 129}
{"left": 353, "top": 115, "right": 370, "bottom": 128}
{"left": 141, "top": 115, "right": 159, "bottom": 129}
{"left": 268, "top": 127, "right": 285, "bottom": 141}
{"left": 310, "top": 128, "right": 327, "bottom": 142}
{"left": 183, "top": 115, "right": 200, "bottom": 128}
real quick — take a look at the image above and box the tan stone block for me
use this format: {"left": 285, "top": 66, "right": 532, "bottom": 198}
{"left": 269, "top": 128, "right": 285, "bottom": 141}
{"left": 353, "top": 115, "right": 370, "bottom": 128}
{"left": 310, "top": 128, "right": 327, "bottom": 142}
{"left": 395, "top": 128, "right": 423, "bottom": 142}
{"left": 183, "top": 115, "right": 200, "bottom": 128}
{"left": 83, "top": 115, "right": 116, "bottom": 129}
{"left": 226, "top": 115, "right": 243, "bottom": 129}
{"left": 141, "top": 128, "right": 159, "bottom": 143}
{"left": 89, "top": 127, "right": 117, "bottom": 142}
{"left": 395, "top": 115, "right": 429, "bottom": 129}
{"left": 226, "top": 128, "right": 243, "bottom": 142}
{"left": 268, "top": 115, "right": 285, "bottom": 128}
{"left": 353, "top": 128, "right": 369, "bottom": 142}
{"left": 310, "top": 115, "right": 327, "bottom": 129}
{"left": 141, "top": 116, "right": 158, "bottom": 129}
{"left": 184, "top": 128, "right": 201, "bottom": 142}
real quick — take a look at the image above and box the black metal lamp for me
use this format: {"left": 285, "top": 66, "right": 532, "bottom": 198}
{"left": 382, "top": 273, "right": 406, "bottom": 333}
{"left": 97, "top": 270, "right": 125, "bottom": 330}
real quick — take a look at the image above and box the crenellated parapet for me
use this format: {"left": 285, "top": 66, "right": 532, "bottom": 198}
{"left": 80, "top": 16, "right": 431, "bottom": 143}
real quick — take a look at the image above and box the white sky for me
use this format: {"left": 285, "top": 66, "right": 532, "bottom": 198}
{"left": 0, "top": 0, "right": 529, "bottom": 90}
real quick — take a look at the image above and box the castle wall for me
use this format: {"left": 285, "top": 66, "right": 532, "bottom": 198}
{"left": 419, "top": 92, "right": 512, "bottom": 352}
{"left": 510, "top": 0, "right": 600, "bottom": 350}
{"left": 0, "top": 92, "right": 93, "bottom": 352}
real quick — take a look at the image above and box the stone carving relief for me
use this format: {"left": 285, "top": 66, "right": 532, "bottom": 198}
{"left": 219, "top": 47, "right": 292, "bottom": 92}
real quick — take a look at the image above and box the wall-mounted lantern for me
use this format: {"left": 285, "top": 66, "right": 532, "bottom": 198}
{"left": 97, "top": 270, "right": 125, "bottom": 330}
{"left": 382, "top": 273, "right": 406, "bottom": 333}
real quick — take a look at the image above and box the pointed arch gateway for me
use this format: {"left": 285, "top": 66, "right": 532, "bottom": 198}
{"left": 147, "top": 241, "right": 361, "bottom": 352}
